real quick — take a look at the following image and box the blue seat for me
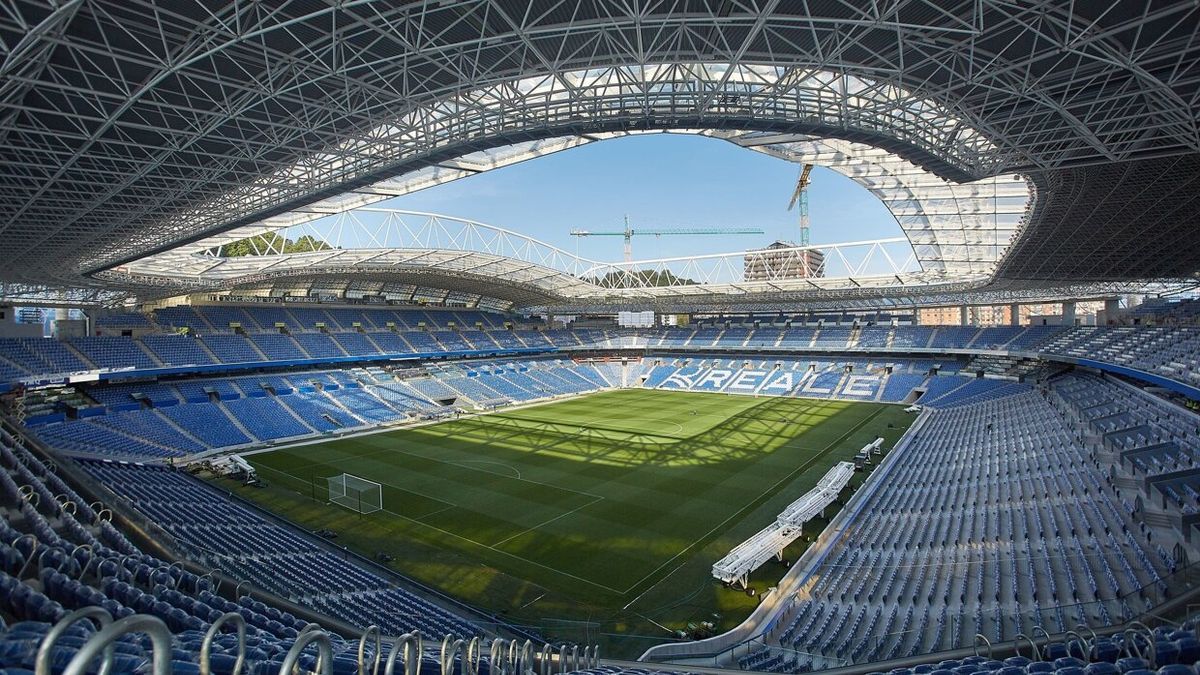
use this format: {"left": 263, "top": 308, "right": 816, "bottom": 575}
{"left": 1178, "top": 640, "right": 1200, "bottom": 664}
{"left": 1093, "top": 641, "right": 1122, "bottom": 663}
{"left": 1045, "top": 645, "right": 1071, "bottom": 661}
{"left": 1086, "top": 662, "right": 1121, "bottom": 675}
{"left": 1158, "top": 642, "right": 1182, "bottom": 666}
{"left": 1118, "top": 659, "right": 1151, "bottom": 673}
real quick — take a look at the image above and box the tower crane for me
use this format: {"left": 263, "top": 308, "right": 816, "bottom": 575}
{"left": 788, "top": 164, "right": 815, "bottom": 246}
{"left": 570, "top": 216, "right": 764, "bottom": 263}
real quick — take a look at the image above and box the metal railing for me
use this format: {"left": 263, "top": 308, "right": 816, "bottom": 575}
{"left": 44, "top": 605, "right": 601, "bottom": 675}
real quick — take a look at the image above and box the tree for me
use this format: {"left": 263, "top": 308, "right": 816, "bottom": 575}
{"left": 217, "top": 233, "right": 332, "bottom": 257}
{"left": 284, "top": 235, "right": 332, "bottom": 254}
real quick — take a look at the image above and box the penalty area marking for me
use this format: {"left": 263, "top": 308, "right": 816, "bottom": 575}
{"left": 256, "top": 463, "right": 627, "bottom": 596}
{"left": 449, "top": 459, "right": 522, "bottom": 479}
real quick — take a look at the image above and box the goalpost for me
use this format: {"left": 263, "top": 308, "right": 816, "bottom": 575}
{"left": 326, "top": 473, "right": 383, "bottom": 514}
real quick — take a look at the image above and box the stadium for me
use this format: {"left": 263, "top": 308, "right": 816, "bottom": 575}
{"left": 0, "top": 1, "right": 1200, "bottom": 674}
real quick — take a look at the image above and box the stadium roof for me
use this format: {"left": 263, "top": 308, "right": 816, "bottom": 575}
{"left": 1, "top": 1, "right": 1198, "bottom": 308}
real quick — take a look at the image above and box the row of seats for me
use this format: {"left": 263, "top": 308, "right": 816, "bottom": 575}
{"left": 0, "top": 328, "right": 624, "bottom": 377}
{"left": 30, "top": 358, "right": 621, "bottom": 459}
{"left": 82, "top": 460, "right": 480, "bottom": 638}
{"left": 736, "top": 620, "right": 1200, "bottom": 675}
{"left": 0, "top": 427, "right": 433, "bottom": 670}
{"left": 1049, "top": 373, "right": 1200, "bottom": 524}
{"left": 751, "top": 390, "right": 1182, "bottom": 671}
{"left": 9, "top": 323, "right": 1200, "bottom": 395}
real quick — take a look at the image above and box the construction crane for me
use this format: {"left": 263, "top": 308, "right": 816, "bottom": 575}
{"left": 788, "top": 164, "right": 815, "bottom": 246}
{"left": 570, "top": 216, "right": 764, "bottom": 262}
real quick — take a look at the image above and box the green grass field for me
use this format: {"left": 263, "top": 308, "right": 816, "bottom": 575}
{"left": 215, "top": 389, "right": 913, "bottom": 656}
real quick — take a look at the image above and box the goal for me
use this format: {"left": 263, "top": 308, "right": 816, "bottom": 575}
{"left": 326, "top": 473, "right": 383, "bottom": 514}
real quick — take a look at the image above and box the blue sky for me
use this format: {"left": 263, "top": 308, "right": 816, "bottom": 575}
{"left": 378, "top": 133, "right": 901, "bottom": 262}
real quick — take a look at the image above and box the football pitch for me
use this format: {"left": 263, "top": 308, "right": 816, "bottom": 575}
{"left": 224, "top": 389, "right": 913, "bottom": 654}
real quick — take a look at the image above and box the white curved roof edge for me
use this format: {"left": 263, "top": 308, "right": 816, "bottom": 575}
{"left": 114, "top": 210, "right": 926, "bottom": 294}
{"left": 126, "top": 126, "right": 1029, "bottom": 282}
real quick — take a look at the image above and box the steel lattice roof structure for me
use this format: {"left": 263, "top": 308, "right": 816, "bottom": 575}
{"left": 1, "top": 0, "right": 1198, "bottom": 310}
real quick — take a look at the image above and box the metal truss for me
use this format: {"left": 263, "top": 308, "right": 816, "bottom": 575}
{"left": 998, "top": 155, "right": 1200, "bottom": 281}
{"left": 0, "top": 283, "right": 128, "bottom": 308}
{"left": 1, "top": 0, "right": 1198, "bottom": 296}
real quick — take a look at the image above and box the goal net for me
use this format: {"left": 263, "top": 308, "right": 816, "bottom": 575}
{"left": 326, "top": 473, "right": 383, "bottom": 514}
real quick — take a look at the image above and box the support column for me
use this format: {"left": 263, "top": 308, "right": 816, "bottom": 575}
{"left": 959, "top": 305, "right": 969, "bottom": 327}
{"left": 1061, "top": 301, "right": 1076, "bottom": 326}
{"left": 1104, "top": 298, "right": 1120, "bottom": 323}
{"left": 1009, "top": 303, "right": 1020, "bottom": 326}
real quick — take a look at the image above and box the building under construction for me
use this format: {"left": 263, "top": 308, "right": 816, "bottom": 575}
{"left": 743, "top": 241, "right": 826, "bottom": 281}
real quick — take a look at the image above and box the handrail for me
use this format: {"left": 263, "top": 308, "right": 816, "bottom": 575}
{"left": 1063, "top": 630, "right": 1086, "bottom": 659}
{"left": 279, "top": 628, "right": 333, "bottom": 675}
{"left": 383, "top": 632, "right": 421, "bottom": 675}
{"left": 973, "top": 634, "right": 992, "bottom": 659}
{"left": 519, "top": 641, "right": 534, "bottom": 675}
{"left": 1015, "top": 634, "right": 1039, "bottom": 661}
{"left": 18, "top": 484, "right": 39, "bottom": 506}
{"left": 37, "top": 607, "right": 114, "bottom": 675}
{"left": 1123, "top": 628, "right": 1145, "bottom": 660}
{"left": 440, "top": 637, "right": 465, "bottom": 675}
{"left": 1128, "top": 621, "right": 1156, "bottom": 666}
{"left": 464, "top": 637, "right": 482, "bottom": 675}
{"left": 12, "top": 533, "right": 38, "bottom": 578}
{"left": 200, "top": 612, "right": 246, "bottom": 675}
{"left": 63, "top": 614, "right": 173, "bottom": 675}
{"left": 358, "top": 625, "right": 382, "bottom": 675}
{"left": 70, "top": 543, "right": 93, "bottom": 579}
{"left": 489, "top": 638, "right": 509, "bottom": 675}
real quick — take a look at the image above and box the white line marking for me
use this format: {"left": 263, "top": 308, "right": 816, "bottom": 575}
{"left": 519, "top": 592, "right": 546, "bottom": 609}
{"left": 490, "top": 495, "right": 604, "bottom": 547}
{"left": 451, "top": 459, "right": 522, "bottom": 479}
{"left": 622, "top": 560, "right": 688, "bottom": 610}
{"left": 416, "top": 504, "right": 457, "bottom": 520}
